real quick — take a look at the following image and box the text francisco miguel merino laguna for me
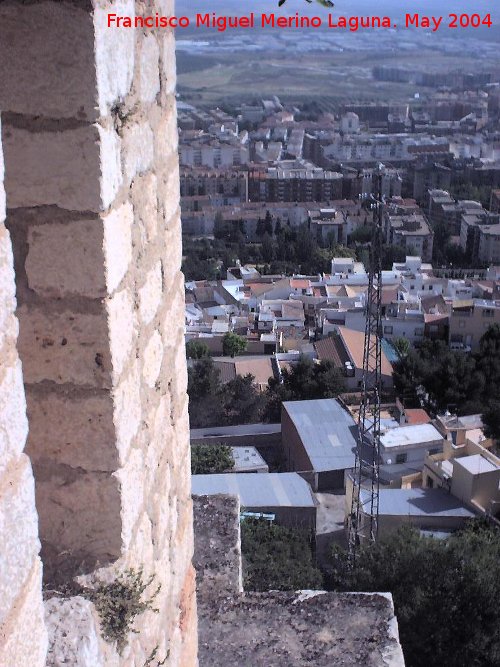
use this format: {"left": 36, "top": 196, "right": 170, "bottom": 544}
{"left": 107, "top": 11, "right": 493, "bottom": 32}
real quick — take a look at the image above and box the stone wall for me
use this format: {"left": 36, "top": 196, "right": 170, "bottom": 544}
{"left": 0, "top": 115, "right": 47, "bottom": 666}
{"left": 0, "top": 1, "right": 197, "bottom": 664}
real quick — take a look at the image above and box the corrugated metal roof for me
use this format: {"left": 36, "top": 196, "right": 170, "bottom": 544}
{"left": 366, "top": 488, "right": 475, "bottom": 518}
{"left": 283, "top": 399, "right": 356, "bottom": 472}
{"left": 192, "top": 472, "right": 316, "bottom": 508}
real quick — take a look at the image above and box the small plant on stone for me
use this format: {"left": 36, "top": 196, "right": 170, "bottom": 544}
{"left": 84, "top": 568, "right": 161, "bottom": 651}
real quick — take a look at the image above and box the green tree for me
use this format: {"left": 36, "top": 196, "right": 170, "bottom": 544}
{"left": 187, "top": 358, "right": 224, "bottom": 427}
{"left": 186, "top": 340, "right": 210, "bottom": 359}
{"left": 393, "top": 337, "right": 411, "bottom": 359}
{"left": 261, "top": 232, "right": 275, "bottom": 264}
{"left": 219, "top": 374, "right": 265, "bottom": 425}
{"left": 241, "top": 519, "right": 323, "bottom": 592}
{"left": 483, "top": 401, "right": 500, "bottom": 442}
{"left": 327, "top": 523, "right": 500, "bottom": 667}
{"left": 191, "top": 444, "right": 234, "bottom": 474}
{"left": 222, "top": 332, "right": 247, "bottom": 358}
{"left": 264, "top": 356, "right": 346, "bottom": 422}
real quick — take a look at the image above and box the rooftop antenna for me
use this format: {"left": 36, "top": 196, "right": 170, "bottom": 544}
{"left": 348, "top": 164, "right": 384, "bottom": 565}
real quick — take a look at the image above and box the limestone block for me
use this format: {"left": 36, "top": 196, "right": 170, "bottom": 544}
{"left": 103, "top": 202, "right": 134, "bottom": 294}
{"left": 139, "top": 35, "right": 161, "bottom": 104}
{"left": 25, "top": 219, "right": 106, "bottom": 298}
{"left": 0, "top": 559, "right": 47, "bottom": 667}
{"left": 139, "top": 261, "right": 163, "bottom": 325}
{"left": 34, "top": 463, "right": 122, "bottom": 562}
{"left": 162, "top": 229, "right": 183, "bottom": 292}
{"left": 131, "top": 173, "right": 159, "bottom": 244}
{"left": 113, "top": 360, "right": 142, "bottom": 464}
{"left": 0, "top": 223, "right": 18, "bottom": 354}
{"left": 115, "top": 447, "right": 146, "bottom": 553}
{"left": 124, "top": 511, "right": 154, "bottom": 570}
{"left": 153, "top": 100, "right": 179, "bottom": 161}
{"left": 122, "top": 121, "right": 154, "bottom": 186}
{"left": 159, "top": 31, "right": 177, "bottom": 97}
{"left": 94, "top": 0, "right": 135, "bottom": 117}
{"left": 26, "top": 392, "right": 117, "bottom": 473}
{"left": 0, "top": 3, "right": 96, "bottom": 120}
{"left": 3, "top": 124, "right": 111, "bottom": 212}
{"left": 0, "top": 119, "right": 5, "bottom": 220}
{"left": 17, "top": 306, "right": 112, "bottom": 388}
{"left": 157, "top": 156, "right": 181, "bottom": 227}
{"left": 142, "top": 330, "right": 164, "bottom": 389}
{"left": 107, "top": 288, "right": 136, "bottom": 381}
{"left": 45, "top": 595, "right": 120, "bottom": 667}
{"left": 0, "top": 360, "right": 28, "bottom": 474}
{"left": 98, "top": 124, "right": 123, "bottom": 211}
{"left": 0, "top": 455, "right": 41, "bottom": 625}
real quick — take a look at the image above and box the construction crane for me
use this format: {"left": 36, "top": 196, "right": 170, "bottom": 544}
{"left": 347, "top": 166, "right": 385, "bottom": 565}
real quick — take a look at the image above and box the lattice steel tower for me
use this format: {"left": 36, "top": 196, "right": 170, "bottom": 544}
{"left": 348, "top": 168, "right": 384, "bottom": 564}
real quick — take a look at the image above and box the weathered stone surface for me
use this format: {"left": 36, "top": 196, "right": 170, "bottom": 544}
{"left": 122, "top": 121, "right": 155, "bottom": 186}
{"left": 0, "top": 360, "right": 28, "bottom": 473}
{"left": 3, "top": 125, "right": 105, "bottom": 211}
{"left": 139, "top": 34, "right": 161, "bottom": 104}
{"left": 45, "top": 596, "right": 119, "bottom": 667}
{"left": 94, "top": 0, "right": 135, "bottom": 117}
{"left": 103, "top": 203, "right": 133, "bottom": 294}
{"left": 97, "top": 124, "right": 123, "bottom": 211}
{"left": 0, "top": 119, "right": 5, "bottom": 220}
{"left": 113, "top": 360, "right": 142, "bottom": 464}
{"left": 0, "top": 3, "right": 96, "bottom": 120}
{"left": 107, "top": 288, "right": 137, "bottom": 381}
{"left": 26, "top": 392, "right": 117, "bottom": 473}
{"left": 142, "top": 330, "right": 164, "bottom": 389}
{"left": 34, "top": 463, "right": 122, "bottom": 566}
{"left": 159, "top": 31, "right": 177, "bottom": 97}
{"left": 131, "top": 173, "right": 158, "bottom": 244}
{"left": 139, "top": 261, "right": 163, "bottom": 325}
{"left": 18, "top": 306, "right": 112, "bottom": 387}
{"left": 199, "top": 591, "right": 405, "bottom": 667}
{"left": 25, "top": 220, "right": 106, "bottom": 298}
{"left": 0, "top": 225, "right": 18, "bottom": 355}
{"left": 1, "top": 13, "right": 198, "bottom": 667}
{"left": 193, "top": 495, "right": 243, "bottom": 600}
{"left": 0, "top": 455, "right": 40, "bottom": 624}
{"left": 0, "top": 559, "right": 47, "bottom": 667}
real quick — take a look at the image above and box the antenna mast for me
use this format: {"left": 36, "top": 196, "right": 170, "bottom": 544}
{"left": 348, "top": 166, "right": 384, "bottom": 564}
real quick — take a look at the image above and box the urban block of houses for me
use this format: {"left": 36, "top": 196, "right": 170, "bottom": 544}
{"left": 315, "top": 327, "right": 394, "bottom": 391}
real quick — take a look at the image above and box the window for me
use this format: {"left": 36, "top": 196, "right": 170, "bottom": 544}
{"left": 384, "top": 326, "right": 393, "bottom": 334}
{"left": 396, "top": 453, "right": 407, "bottom": 464}
{"left": 483, "top": 309, "right": 494, "bottom": 318}
{"left": 415, "top": 327, "right": 424, "bottom": 336}
{"left": 459, "top": 320, "right": 466, "bottom": 328}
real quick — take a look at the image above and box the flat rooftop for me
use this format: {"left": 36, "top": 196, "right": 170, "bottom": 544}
{"left": 191, "top": 472, "right": 316, "bottom": 508}
{"left": 380, "top": 423, "right": 443, "bottom": 449}
{"left": 371, "top": 488, "right": 476, "bottom": 518}
{"left": 454, "top": 454, "right": 499, "bottom": 475}
{"left": 231, "top": 447, "right": 268, "bottom": 473}
{"left": 283, "top": 399, "right": 357, "bottom": 472}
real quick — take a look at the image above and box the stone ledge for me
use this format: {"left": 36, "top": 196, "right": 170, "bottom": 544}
{"left": 193, "top": 494, "right": 242, "bottom": 600}
{"left": 198, "top": 591, "right": 405, "bottom": 667}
